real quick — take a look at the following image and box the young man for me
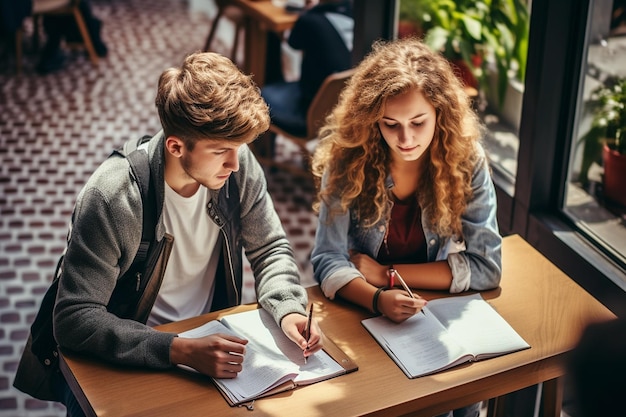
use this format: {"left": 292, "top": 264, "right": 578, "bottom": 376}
{"left": 18, "top": 52, "right": 321, "bottom": 416}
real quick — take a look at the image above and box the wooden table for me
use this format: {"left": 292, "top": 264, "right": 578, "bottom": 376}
{"left": 230, "top": 0, "right": 299, "bottom": 87}
{"left": 59, "top": 234, "right": 616, "bottom": 417}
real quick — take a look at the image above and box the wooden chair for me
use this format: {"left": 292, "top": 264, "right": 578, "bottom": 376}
{"left": 203, "top": 0, "right": 246, "bottom": 64}
{"left": 253, "top": 68, "right": 355, "bottom": 177}
{"left": 15, "top": 0, "right": 99, "bottom": 74}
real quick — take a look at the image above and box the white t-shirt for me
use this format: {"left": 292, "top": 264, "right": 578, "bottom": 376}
{"left": 147, "top": 182, "right": 220, "bottom": 327}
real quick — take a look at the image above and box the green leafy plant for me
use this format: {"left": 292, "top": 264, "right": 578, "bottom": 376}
{"left": 403, "top": 0, "right": 529, "bottom": 106}
{"left": 588, "top": 76, "right": 626, "bottom": 153}
{"left": 399, "top": 0, "right": 428, "bottom": 25}
{"left": 578, "top": 76, "right": 626, "bottom": 184}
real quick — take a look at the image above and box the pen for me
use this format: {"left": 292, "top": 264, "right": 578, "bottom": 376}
{"left": 304, "top": 303, "right": 313, "bottom": 364}
{"left": 392, "top": 268, "right": 426, "bottom": 315}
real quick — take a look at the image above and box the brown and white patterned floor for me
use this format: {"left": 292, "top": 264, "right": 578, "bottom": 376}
{"left": 0, "top": 0, "right": 316, "bottom": 415}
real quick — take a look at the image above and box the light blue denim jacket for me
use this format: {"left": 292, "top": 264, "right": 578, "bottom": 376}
{"left": 312, "top": 147, "right": 502, "bottom": 299}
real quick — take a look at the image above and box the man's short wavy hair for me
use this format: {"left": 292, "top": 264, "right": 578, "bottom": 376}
{"left": 155, "top": 52, "right": 270, "bottom": 149}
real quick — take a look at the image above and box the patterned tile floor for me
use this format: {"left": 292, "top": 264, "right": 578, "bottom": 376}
{"left": 0, "top": 0, "right": 316, "bottom": 415}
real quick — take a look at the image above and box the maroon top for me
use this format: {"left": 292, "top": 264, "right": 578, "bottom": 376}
{"left": 377, "top": 196, "right": 427, "bottom": 265}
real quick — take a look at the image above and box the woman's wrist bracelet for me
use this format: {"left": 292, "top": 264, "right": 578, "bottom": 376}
{"left": 372, "top": 287, "right": 388, "bottom": 315}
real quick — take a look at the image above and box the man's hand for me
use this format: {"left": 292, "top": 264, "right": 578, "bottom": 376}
{"left": 171, "top": 333, "right": 248, "bottom": 378}
{"left": 280, "top": 312, "right": 323, "bottom": 359}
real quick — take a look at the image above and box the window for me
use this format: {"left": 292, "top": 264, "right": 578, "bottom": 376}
{"left": 564, "top": 0, "right": 626, "bottom": 273}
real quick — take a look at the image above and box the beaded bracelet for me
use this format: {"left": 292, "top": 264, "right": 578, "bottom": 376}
{"left": 372, "top": 287, "right": 388, "bottom": 315}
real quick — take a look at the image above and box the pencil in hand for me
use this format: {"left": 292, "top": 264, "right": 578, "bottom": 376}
{"left": 392, "top": 268, "right": 426, "bottom": 315}
{"left": 304, "top": 303, "right": 313, "bottom": 364}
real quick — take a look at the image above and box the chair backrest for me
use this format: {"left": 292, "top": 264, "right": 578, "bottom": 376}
{"left": 32, "top": 0, "right": 73, "bottom": 14}
{"left": 305, "top": 68, "right": 355, "bottom": 141}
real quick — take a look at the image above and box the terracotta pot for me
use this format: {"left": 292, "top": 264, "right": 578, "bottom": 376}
{"left": 397, "top": 20, "right": 422, "bottom": 39}
{"left": 602, "top": 144, "right": 626, "bottom": 208}
{"left": 450, "top": 58, "right": 479, "bottom": 89}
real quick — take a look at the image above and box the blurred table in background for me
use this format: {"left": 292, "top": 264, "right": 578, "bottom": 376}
{"left": 231, "top": 0, "right": 298, "bottom": 87}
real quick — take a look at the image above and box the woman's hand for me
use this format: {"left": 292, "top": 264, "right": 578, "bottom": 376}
{"left": 377, "top": 289, "right": 427, "bottom": 323}
{"left": 280, "top": 312, "right": 324, "bottom": 360}
{"left": 350, "top": 252, "right": 389, "bottom": 287}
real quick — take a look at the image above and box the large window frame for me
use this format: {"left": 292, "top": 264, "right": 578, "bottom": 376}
{"left": 514, "top": 0, "right": 626, "bottom": 317}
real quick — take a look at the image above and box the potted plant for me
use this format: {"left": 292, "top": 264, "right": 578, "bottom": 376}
{"left": 578, "top": 75, "right": 626, "bottom": 208}
{"left": 398, "top": 0, "right": 427, "bottom": 39}
{"left": 413, "top": 0, "right": 529, "bottom": 105}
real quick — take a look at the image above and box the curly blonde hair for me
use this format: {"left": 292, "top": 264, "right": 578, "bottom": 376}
{"left": 155, "top": 52, "right": 270, "bottom": 150}
{"left": 312, "top": 37, "right": 484, "bottom": 237}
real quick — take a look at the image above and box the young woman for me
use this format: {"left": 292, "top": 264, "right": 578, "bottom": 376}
{"left": 312, "top": 36, "right": 501, "bottom": 323}
{"left": 310, "top": 35, "right": 501, "bottom": 417}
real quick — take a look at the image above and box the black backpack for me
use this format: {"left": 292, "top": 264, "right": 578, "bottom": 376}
{"left": 14, "top": 135, "right": 163, "bottom": 401}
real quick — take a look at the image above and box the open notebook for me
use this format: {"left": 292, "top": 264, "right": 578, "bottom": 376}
{"left": 362, "top": 293, "right": 530, "bottom": 378}
{"left": 178, "top": 308, "right": 357, "bottom": 406}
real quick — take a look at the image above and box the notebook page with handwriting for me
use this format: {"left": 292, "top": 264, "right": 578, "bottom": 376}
{"left": 219, "top": 308, "right": 346, "bottom": 385}
{"left": 362, "top": 293, "right": 530, "bottom": 378}
{"left": 178, "top": 308, "right": 348, "bottom": 405}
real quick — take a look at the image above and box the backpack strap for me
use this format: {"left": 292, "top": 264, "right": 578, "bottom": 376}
{"left": 24, "top": 135, "right": 160, "bottom": 392}
{"left": 106, "top": 135, "right": 166, "bottom": 320}
{"left": 113, "top": 135, "right": 156, "bottom": 267}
